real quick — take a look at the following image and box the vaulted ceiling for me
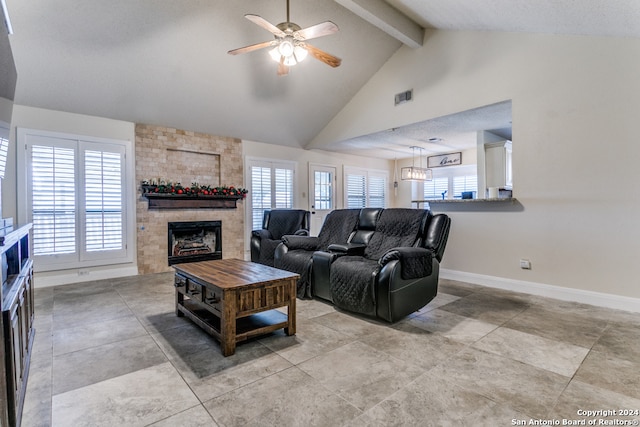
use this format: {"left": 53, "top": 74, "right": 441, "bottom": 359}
{"left": 4, "top": 0, "right": 640, "bottom": 158}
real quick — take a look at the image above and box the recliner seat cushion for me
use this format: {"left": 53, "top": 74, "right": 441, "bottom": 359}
{"left": 277, "top": 249, "right": 314, "bottom": 283}
{"left": 257, "top": 239, "right": 281, "bottom": 267}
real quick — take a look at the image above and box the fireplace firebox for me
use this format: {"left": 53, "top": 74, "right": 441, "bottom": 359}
{"left": 168, "top": 221, "right": 222, "bottom": 265}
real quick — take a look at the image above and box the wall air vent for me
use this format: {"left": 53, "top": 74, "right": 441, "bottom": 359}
{"left": 394, "top": 89, "right": 413, "bottom": 106}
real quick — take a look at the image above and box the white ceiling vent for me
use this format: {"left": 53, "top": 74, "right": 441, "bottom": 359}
{"left": 394, "top": 89, "right": 413, "bottom": 106}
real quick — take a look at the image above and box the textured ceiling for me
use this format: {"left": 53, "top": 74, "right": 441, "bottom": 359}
{"left": 390, "top": 0, "right": 640, "bottom": 38}
{"left": 3, "top": 0, "right": 640, "bottom": 158}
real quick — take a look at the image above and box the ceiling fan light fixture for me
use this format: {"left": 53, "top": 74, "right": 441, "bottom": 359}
{"left": 278, "top": 38, "right": 295, "bottom": 56}
{"left": 283, "top": 54, "right": 297, "bottom": 66}
{"left": 293, "top": 45, "right": 308, "bottom": 62}
{"left": 269, "top": 40, "right": 308, "bottom": 66}
{"left": 269, "top": 47, "right": 281, "bottom": 62}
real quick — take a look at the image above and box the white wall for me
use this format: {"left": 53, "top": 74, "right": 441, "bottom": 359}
{"left": 8, "top": 105, "right": 138, "bottom": 286}
{"left": 0, "top": 97, "right": 12, "bottom": 124}
{"left": 311, "top": 30, "right": 640, "bottom": 308}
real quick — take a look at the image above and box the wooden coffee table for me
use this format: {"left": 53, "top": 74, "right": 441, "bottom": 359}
{"left": 173, "top": 259, "right": 298, "bottom": 356}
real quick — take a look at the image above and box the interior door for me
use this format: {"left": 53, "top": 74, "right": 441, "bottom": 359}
{"left": 309, "top": 164, "right": 337, "bottom": 235}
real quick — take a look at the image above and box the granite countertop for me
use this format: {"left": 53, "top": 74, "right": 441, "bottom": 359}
{"left": 414, "top": 198, "right": 516, "bottom": 204}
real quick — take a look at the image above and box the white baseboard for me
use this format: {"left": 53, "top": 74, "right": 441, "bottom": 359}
{"left": 441, "top": 269, "right": 640, "bottom": 313}
{"left": 34, "top": 266, "right": 139, "bottom": 288}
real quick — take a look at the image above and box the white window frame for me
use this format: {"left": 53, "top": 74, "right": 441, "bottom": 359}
{"left": 17, "top": 128, "right": 135, "bottom": 272}
{"left": 343, "top": 166, "right": 389, "bottom": 208}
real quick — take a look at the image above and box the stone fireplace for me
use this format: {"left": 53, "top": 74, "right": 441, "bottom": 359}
{"left": 135, "top": 124, "right": 244, "bottom": 274}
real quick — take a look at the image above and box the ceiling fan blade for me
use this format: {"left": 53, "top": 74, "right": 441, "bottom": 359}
{"left": 294, "top": 21, "right": 339, "bottom": 41}
{"left": 277, "top": 57, "right": 289, "bottom": 76}
{"left": 244, "top": 14, "right": 285, "bottom": 37}
{"left": 304, "top": 44, "right": 341, "bottom": 68}
{"left": 227, "top": 40, "right": 276, "bottom": 55}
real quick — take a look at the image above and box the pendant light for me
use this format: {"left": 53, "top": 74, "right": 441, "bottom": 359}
{"left": 401, "top": 146, "right": 433, "bottom": 181}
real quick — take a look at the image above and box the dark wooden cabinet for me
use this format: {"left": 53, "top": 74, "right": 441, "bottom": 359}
{"left": 0, "top": 224, "right": 34, "bottom": 427}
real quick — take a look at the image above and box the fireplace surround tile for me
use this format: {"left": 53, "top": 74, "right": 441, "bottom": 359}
{"left": 135, "top": 124, "right": 244, "bottom": 274}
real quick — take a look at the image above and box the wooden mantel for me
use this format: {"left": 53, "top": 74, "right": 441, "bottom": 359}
{"left": 143, "top": 193, "right": 244, "bottom": 209}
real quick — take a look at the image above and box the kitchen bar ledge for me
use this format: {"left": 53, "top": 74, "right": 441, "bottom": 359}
{"left": 413, "top": 198, "right": 522, "bottom": 212}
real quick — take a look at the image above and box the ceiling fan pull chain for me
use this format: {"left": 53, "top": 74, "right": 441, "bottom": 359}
{"left": 286, "top": 0, "right": 290, "bottom": 23}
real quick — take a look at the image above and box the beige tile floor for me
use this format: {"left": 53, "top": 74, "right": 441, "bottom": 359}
{"left": 22, "top": 273, "right": 640, "bottom": 426}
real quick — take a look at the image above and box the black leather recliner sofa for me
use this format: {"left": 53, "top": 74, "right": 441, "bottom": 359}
{"left": 274, "top": 207, "right": 451, "bottom": 322}
{"left": 250, "top": 209, "right": 310, "bottom": 267}
{"left": 274, "top": 208, "right": 379, "bottom": 298}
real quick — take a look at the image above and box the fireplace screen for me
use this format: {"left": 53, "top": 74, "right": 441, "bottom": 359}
{"left": 168, "top": 221, "right": 222, "bottom": 265}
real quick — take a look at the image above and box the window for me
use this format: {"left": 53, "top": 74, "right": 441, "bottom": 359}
{"left": 423, "top": 166, "right": 478, "bottom": 200}
{"left": 247, "top": 159, "right": 296, "bottom": 230}
{"left": 84, "top": 150, "right": 123, "bottom": 252}
{"left": 0, "top": 130, "right": 8, "bottom": 179}
{"left": 345, "top": 167, "right": 388, "bottom": 208}
{"left": 423, "top": 177, "right": 449, "bottom": 200}
{"left": 31, "top": 145, "right": 77, "bottom": 256}
{"left": 313, "top": 170, "right": 332, "bottom": 210}
{"left": 346, "top": 173, "right": 366, "bottom": 208}
{"left": 19, "top": 129, "right": 132, "bottom": 271}
{"left": 453, "top": 175, "right": 478, "bottom": 198}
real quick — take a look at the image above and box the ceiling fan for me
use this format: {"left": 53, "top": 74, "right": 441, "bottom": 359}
{"left": 227, "top": 0, "right": 341, "bottom": 76}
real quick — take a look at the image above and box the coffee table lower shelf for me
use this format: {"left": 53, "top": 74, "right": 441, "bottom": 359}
{"left": 178, "top": 299, "right": 290, "bottom": 345}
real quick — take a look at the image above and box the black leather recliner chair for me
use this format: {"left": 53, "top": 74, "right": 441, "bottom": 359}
{"left": 313, "top": 208, "right": 451, "bottom": 322}
{"left": 250, "top": 209, "right": 310, "bottom": 267}
{"left": 274, "top": 208, "right": 365, "bottom": 298}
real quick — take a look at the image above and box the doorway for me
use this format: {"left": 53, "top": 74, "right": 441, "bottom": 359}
{"left": 308, "top": 164, "right": 336, "bottom": 235}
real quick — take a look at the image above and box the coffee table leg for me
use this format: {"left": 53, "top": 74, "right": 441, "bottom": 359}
{"left": 285, "top": 279, "right": 296, "bottom": 336}
{"left": 220, "top": 289, "right": 236, "bottom": 356}
{"left": 175, "top": 289, "right": 184, "bottom": 317}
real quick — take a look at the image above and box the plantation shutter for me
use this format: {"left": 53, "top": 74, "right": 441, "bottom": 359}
{"left": 84, "top": 149, "right": 124, "bottom": 252}
{"left": 346, "top": 173, "right": 366, "bottom": 208}
{"left": 0, "top": 134, "right": 8, "bottom": 178}
{"left": 31, "top": 144, "right": 77, "bottom": 256}
{"left": 274, "top": 168, "right": 293, "bottom": 208}
{"left": 251, "top": 166, "right": 271, "bottom": 230}
{"left": 368, "top": 174, "right": 386, "bottom": 208}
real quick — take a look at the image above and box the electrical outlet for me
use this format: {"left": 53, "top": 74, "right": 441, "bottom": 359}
{"left": 519, "top": 259, "right": 531, "bottom": 270}
{"left": 78, "top": 268, "right": 90, "bottom": 276}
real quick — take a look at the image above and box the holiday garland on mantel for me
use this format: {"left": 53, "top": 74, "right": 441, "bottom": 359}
{"left": 141, "top": 180, "right": 248, "bottom": 198}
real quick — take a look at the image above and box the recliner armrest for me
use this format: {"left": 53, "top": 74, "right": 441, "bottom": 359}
{"left": 379, "top": 247, "right": 434, "bottom": 279}
{"left": 252, "top": 229, "right": 273, "bottom": 240}
{"left": 327, "top": 243, "right": 366, "bottom": 255}
{"left": 281, "top": 235, "right": 320, "bottom": 250}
